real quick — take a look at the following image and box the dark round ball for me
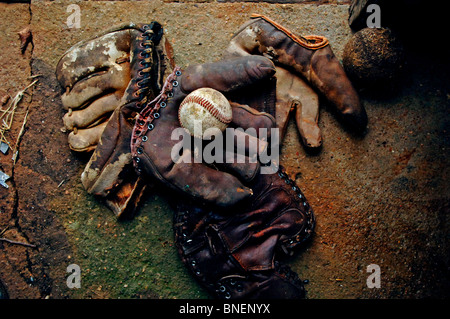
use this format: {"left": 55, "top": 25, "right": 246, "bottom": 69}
{"left": 343, "top": 28, "right": 405, "bottom": 89}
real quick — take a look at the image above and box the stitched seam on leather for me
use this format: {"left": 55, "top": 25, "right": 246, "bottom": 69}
{"left": 180, "top": 94, "right": 232, "bottom": 124}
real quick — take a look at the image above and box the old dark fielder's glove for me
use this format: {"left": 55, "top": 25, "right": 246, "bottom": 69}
{"left": 129, "top": 56, "right": 279, "bottom": 208}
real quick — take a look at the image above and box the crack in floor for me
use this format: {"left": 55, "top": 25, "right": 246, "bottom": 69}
{"left": 0, "top": 0, "right": 42, "bottom": 298}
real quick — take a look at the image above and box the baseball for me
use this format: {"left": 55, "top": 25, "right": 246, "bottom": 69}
{"left": 178, "top": 87, "right": 232, "bottom": 139}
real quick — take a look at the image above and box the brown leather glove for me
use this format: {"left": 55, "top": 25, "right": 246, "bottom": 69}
{"left": 56, "top": 22, "right": 173, "bottom": 216}
{"left": 275, "top": 66, "right": 322, "bottom": 148}
{"left": 226, "top": 14, "right": 368, "bottom": 148}
{"left": 129, "top": 56, "right": 277, "bottom": 208}
{"left": 173, "top": 164, "right": 315, "bottom": 299}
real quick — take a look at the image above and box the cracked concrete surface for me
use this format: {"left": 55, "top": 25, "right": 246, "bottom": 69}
{"left": 0, "top": 0, "right": 449, "bottom": 299}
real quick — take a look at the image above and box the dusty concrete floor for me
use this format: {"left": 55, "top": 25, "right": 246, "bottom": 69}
{"left": 0, "top": 0, "right": 448, "bottom": 299}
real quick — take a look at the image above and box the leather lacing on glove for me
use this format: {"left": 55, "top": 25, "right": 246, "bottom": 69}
{"left": 131, "top": 66, "right": 182, "bottom": 171}
{"left": 275, "top": 166, "right": 316, "bottom": 254}
{"left": 132, "top": 22, "right": 165, "bottom": 107}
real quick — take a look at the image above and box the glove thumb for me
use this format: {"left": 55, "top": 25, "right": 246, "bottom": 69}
{"left": 181, "top": 56, "right": 276, "bottom": 94}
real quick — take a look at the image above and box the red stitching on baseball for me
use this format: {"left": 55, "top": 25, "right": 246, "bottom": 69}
{"left": 180, "top": 94, "right": 232, "bottom": 124}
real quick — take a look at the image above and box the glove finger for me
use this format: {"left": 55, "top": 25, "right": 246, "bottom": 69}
{"left": 166, "top": 148, "right": 253, "bottom": 207}
{"left": 67, "top": 121, "right": 108, "bottom": 152}
{"left": 291, "top": 74, "right": 322, "bottom": 148}
{"left": 274, "top": 68, "right": 295, "bottom": 141}
{"left": 294, "top": 84, "right": 322, "bottom": 148}
{"left": 230, "top": 102, "right": 275, "bottom": 137}
{"left": 60, "top": 68, "right": 130, "bottom": 110}
{"left": 214, "top": 150, "right": 260, "bottom": 183}
{"left": 222, "top": 128, "right": 268, "bottom": 163}
{"left": 56, "top": 28, "right": 133, "bottom": 89}
{"left": 229, "top": 102, "right": 275, "bottom": 156}
{"left": 201, "top": 127, "right": 268, "bottom": 180}
{"left": 275, "top": 66, "right": 322, "bottom": 148}
{"left": 63, "top": 93, "right": 121, "bottom": 130}
{"left": 181, "top": 56, "right": 275, "bottom": 94}
{"left": 311, "top": 47, "right": 368, "bottom": 131}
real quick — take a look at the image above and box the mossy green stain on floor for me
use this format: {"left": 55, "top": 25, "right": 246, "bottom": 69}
{"left": 52, "top": 181, "right": 207, "bottom": 299}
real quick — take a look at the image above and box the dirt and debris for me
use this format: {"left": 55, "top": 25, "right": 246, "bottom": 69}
{"left": 0, "top": 0, "right": 448, "bottom": 300}
{"left": 18, "top": 26, "right": 33, "bottom": 54}
{"left": 0, "top": 170, "right": 10, "bottom": 188}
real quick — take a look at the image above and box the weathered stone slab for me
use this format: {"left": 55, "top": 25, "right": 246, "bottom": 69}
{"left": 0, "top": 0, "right": 446, "bottom": 300}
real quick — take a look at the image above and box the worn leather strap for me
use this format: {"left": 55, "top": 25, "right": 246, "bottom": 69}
{"left": 250, "top": 14, "right": 329, "bottom": 50}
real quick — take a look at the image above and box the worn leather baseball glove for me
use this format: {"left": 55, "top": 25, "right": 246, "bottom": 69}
{"left": 173, "top": 163, "right": 315, "bottom": 299}
{"left": 56, "top": 22, "right": 173, "bottom": 216}
{"left": 56, "top": 22, "right": 173, "bottom": 153}
{"left": 128, "top": 56, "right": 278, "bottom": 208}
{"left": 226, "top": 14, "right": 368, "bottom": 149}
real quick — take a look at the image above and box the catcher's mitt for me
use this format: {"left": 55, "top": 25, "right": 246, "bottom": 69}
{"left": 173, "top": 164, "right": 315, "bottom": 299}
